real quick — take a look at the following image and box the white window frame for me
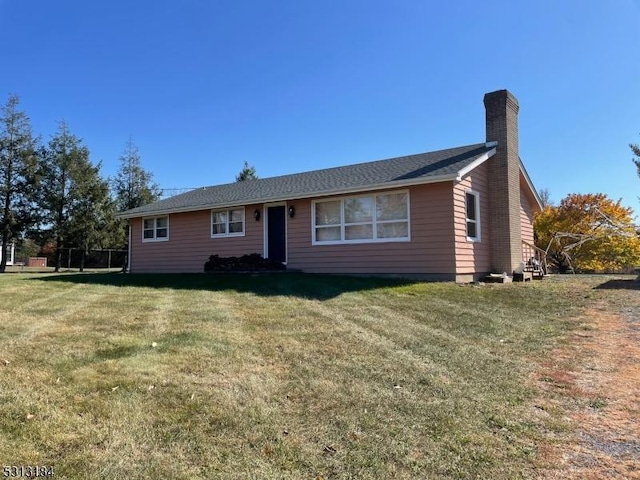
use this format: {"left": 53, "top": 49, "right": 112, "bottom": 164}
{"left": 142, "top": 216, "right": 169, "bottom": 242}
{"left": 211, "top": 207, "right": 246, "bottom": 238}
{"left": 312, "top": 190, "right": 411, "bottom": 245}
{"left": 465, "top": 190, "right": 481, "bottom": 242}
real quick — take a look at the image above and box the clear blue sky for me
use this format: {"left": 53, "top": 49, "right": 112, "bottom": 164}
{"left": 2, "top": 1, "right": 639, "bottom": 213}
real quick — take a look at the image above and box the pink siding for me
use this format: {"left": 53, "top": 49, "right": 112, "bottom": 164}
{"left": 453, "top": 162, "right": 492, "bottom": 276}
{"left": 129, "top": 182, "right": 496, "bottom": 277}
{"left": 130, "top": 206, "right": 263, "bottom": 273}
{"left": 287, "top": 184, "right": 457, "bottom": 275}
{"left": 519, "top": 174, "right": 538, "bottom": 246}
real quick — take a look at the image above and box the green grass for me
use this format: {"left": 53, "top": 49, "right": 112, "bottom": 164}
{"left": 0, "top": 272, "right": 628, "bottom": 479}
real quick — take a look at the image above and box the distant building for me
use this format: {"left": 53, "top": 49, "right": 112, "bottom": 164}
{"left": 1, "top": 243, "right": 15, "bottom": 266}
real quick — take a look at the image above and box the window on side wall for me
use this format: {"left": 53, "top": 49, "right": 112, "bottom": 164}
{"left": 465, "top": 191, "right": 480, "bottom": 241}
{"left": 211, "top": 207, "right": 245, "bottom": 237}
{"left": 142, "top": 216, "right": 169, "bottom": 242}
{"left": 313, "top": 191, "right": 410, "bottom": 245}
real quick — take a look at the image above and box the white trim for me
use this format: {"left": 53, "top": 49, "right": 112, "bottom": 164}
{"left": 142, "top": 215, "right": 170, "bottom": 243}
{"left": 263, "top": 202, "right": 288, "bottom": 264}
{"left": 312, "top": 190, "right": 411, "bottom": 246}
{"left": 465, "top": 189, "right": 481, "bottom": 242}
{"left": 519, "top": 158, "right": 544, "bottom": 210}
{"left": 211, "top": 206, "right": 246, "bottom": 238}
{"left": 127, "top": 223, "right": 132, "bottom": 272}
{"left": 485, "top": 141, "right": 498, "bottom": 148}
{"left": 456, "top": 148, "right": 496, "bottom": 180}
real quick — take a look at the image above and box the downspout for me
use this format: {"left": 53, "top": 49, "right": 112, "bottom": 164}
{"left": 127, "top": 221, "right": 132, "bottom": 273}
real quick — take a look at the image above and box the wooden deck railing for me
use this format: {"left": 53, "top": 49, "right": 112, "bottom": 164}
{"left": 522, "top": 240, "right": 548, "bottom": 276}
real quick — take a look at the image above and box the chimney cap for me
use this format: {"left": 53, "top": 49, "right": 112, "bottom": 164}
{"left": 484, "top": 89, "right": 519, "bottom": 111}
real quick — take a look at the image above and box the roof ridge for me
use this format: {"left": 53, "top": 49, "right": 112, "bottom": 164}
{"left": 196, "top": 142, "right": 488, "bottom": 189}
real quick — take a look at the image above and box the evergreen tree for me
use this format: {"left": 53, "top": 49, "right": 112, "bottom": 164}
{"left": 632, "top": 139, "right": 640, "bottom": 178}
{"left": 0, "top": 95, "right": 39, "bottom": 273}
{"left": 235, "top": 161, "right": 258, "bottom": 181}
{"left": 66, "top": 159, "right": 113, "bottom": 271}
{"left": 113, "top": 137, "right": 161, "bottom": 211}
{"left": 111, "top": 138, "right": 161, "bottom": 250}
{"left": 39, "top": 121, "right": 109, "bottom": 272}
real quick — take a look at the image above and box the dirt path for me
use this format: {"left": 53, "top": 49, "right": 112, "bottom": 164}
{"left": 534, "top": 280, "right": 640, "bottom": 479}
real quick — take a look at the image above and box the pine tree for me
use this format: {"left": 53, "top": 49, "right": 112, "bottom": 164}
{"left": 110, "top": 138, "right": 162, "bottom": 250}
{"left": 235, "top": 161, "right": 258, "bottom": 181}
{"left": 632, "top": 139, "right": 640, "bottom": 178}
{"left": 39, "top": 121, "right": 109, "bottom": 272}
{"left": 113, "top": 137, "right": 161, "bottom": 211}
{"left": 66, "top": 159, "right": 113, "bottom": 271}
{"left": 0, "top": 95, "right": 39, "bottom": 273}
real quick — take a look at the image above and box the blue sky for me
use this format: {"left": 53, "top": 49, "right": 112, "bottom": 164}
{"left": 1, "top": 1, "right": 639, "bottom": 213}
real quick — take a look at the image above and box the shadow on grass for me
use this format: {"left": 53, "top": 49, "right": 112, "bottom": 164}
{"left": 30, "top": 272, "right": 417, "bottom": 301}
{"left": 594, "top": 278, "right": 640, "bottom": 291}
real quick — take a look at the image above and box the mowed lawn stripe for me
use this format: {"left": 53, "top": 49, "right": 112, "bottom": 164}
{"left": 0, "top": 273, "right": 589, "bottom": 479}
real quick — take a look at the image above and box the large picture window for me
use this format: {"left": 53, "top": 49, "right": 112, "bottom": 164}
{"left": 211, "top": 208, "right": 245, "bottom": 237}
{"left": 313, "top": 191, "right": 410, "bottom": 245}
{"left": 142, "top": 216, "right": 169, "bottom": 242}
{"left": 465, "top": 191, "right": 480, "bottom": 241}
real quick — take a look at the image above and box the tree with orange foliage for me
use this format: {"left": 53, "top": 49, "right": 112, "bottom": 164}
{"left": 534, "top": 193, "right": 640, "bottom": 273}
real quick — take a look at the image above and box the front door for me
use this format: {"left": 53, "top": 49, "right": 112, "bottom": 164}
{"left": 267, "top": 205, "right": 286, "bottom": 264}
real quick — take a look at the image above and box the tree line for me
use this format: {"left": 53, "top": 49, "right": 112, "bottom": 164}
{"left": 0, "top": 95, "right": 161, "bottom": 273}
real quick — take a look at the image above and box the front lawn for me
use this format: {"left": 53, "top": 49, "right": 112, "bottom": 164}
{"left": 0, "top": 273, "right": 607, "bottom": 479}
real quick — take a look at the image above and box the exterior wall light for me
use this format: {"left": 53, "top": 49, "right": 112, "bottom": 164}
{"left": 254, "top": 209, "right": 261, "bottom": 221}
{"left": 288, "top": 206, "right": 295, "bottom": 218}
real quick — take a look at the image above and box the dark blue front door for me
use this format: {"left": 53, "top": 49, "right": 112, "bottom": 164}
{"left": 267, "top": 205, "right": 286, "bottom": 264}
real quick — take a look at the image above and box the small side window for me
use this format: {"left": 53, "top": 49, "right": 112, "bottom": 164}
{"left": 142, "top": 216, "right": 170, "bottom": 242}
{"left": 465, "top": 191, "right": 480, "bottom": 241}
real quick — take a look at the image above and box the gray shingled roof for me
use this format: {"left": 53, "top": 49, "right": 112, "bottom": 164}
{"left": 120, "top": 142, "right": 494, "bottom": 218}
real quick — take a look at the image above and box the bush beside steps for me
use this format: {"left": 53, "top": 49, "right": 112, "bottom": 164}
{"left": 204, "top": 253, "right": 285, "bottom": 273}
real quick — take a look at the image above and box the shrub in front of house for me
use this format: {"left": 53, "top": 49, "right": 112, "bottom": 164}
{"left": 204, "top": 253, "right": 285, "bottom": 272}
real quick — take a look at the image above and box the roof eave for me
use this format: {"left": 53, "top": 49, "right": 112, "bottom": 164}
{"left": 518, "top": 157, "right": 543, "bottom": 210}
{"left": 454, "top": 148, "right": 496, "bottom": 181}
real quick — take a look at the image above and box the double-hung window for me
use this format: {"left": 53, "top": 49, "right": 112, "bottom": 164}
{"left": 465, "top": 191, "right": 480, "bottom": 241}
{"left": 211, "top": 208, "right": 245, "bottom": 237}
{"left": 313, "top": 191, "right": 410, "bottom": 245}
{"left": 143, "top": 216, "right": 169, "bottom": 242}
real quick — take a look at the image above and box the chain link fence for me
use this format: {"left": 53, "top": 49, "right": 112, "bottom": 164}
{"left": 36, "top": 249, "right": 128, "bottom": 270}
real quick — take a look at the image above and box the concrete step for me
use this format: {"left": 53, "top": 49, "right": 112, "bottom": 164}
{"left": 483, "top": 274, "right": 513, "bottom": 284}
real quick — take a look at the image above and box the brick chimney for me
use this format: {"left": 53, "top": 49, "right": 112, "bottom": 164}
{"left": 484, "top": 89, "right": 522, "bottom": 274}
